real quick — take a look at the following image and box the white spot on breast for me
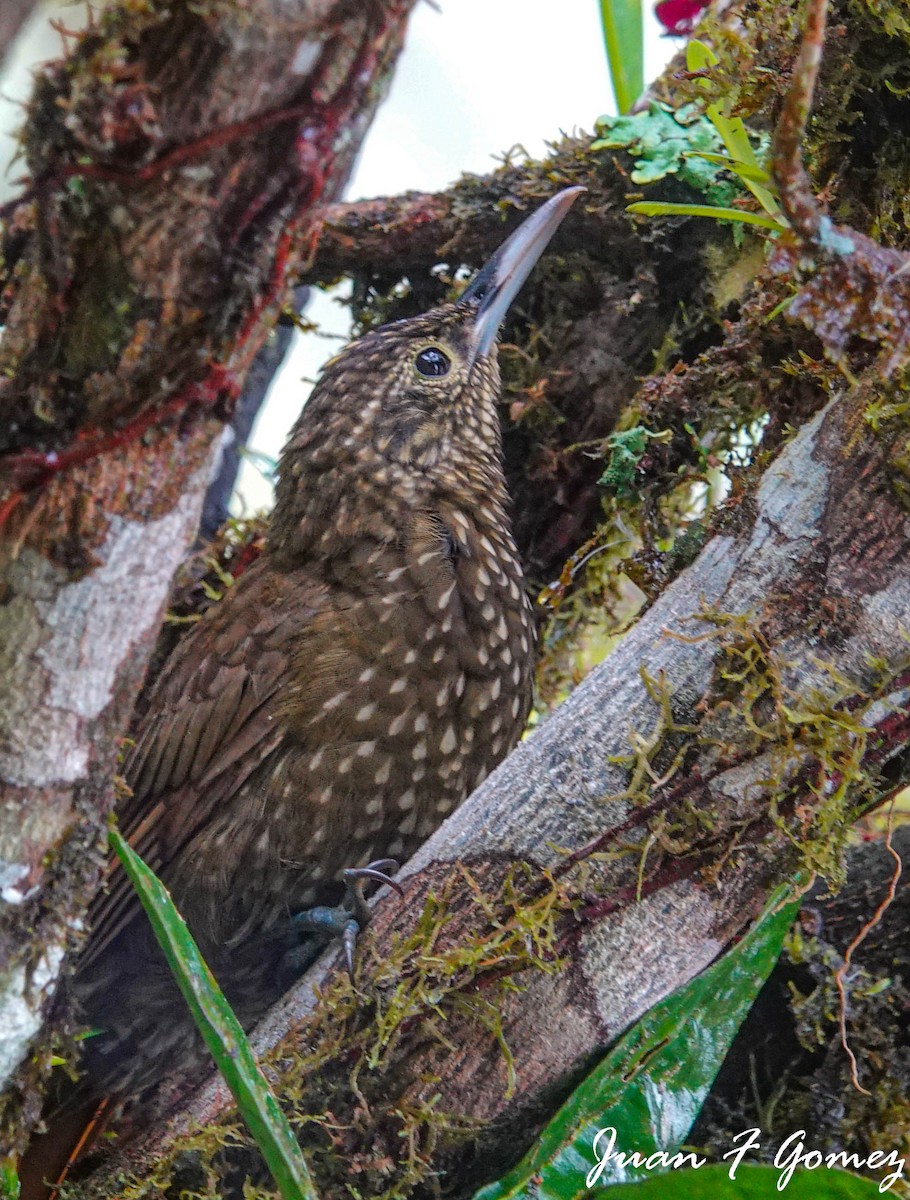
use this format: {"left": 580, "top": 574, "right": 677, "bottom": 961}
{"left": 359, "top": 667, "right": 375, "bottom": 684}
{"left": 404, "top": 649, "right": 417, "bottom": 664}
{"left": 432, "top": 646, "right": 445, "bottom": 663}
{"left": 490, "top": 677, "right": 501, "bottom": 700}
{"left": 438, "top": 584, "right": 456, "bottom": 610}
{"left": 439, "top": 725, "right": 457, "bottom": 755}
{"left": 365, "top": 796, "right": 383, "bottom": 815}
{"left": 511, "top": 663, "right": 521, "bottom": 685}
{"left": 323, "top": 691, "right": 347, "bottom": 712}
{"left": 311, "top": 827, "right": 325, "bottom": 846}
{"left": 412, "top": 740, "right": 427, "bottom": 761}
{"left": 511, "top": 695, "right": 521, "bottom": 718}
{"left": 398, "top": 789, "right": 416, "bottom": 810}
{"left": 481, "top": 603, "right": 496, "bottom": 622}
{"left": 435, "top": 684, "right": 449, "bottom": 708}
{"left": 436, "top": 796, "right": 455, "bottom": 814}
{"left": 389, "top": 712, "right": 407, "bottom": 736}
{"left": 477, "top": 565, "right": 492, "bottom": 587}
{"left": 390, "top": 678, "right": 407, "bottom": 694}
{"left": 477, "top": 646, "right": 489, "bottom": 666}
{"left": 317, "top": 785, "right": 333, "bottom": 805}
{"left": 357, "top": 740, "right": 377, "bottom": 757}
{"left": 309, "top": 750, "right": 324, "bottom": 771}
{"left": 375, "top": 758, "right": 391, "bottom": 784}
{"left": 338, "top": 756, "right": 353, "bottom": 775}
{"left": 413, "top": 713, "right": 428, "bottom": 732}
{"left": 386, "top": 837, "right": 405, "bottom": 859}
{"left": 357, "top": 703, "right": 377, "bottom": 722}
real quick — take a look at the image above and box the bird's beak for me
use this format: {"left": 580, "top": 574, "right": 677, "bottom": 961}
{"left": 461, "top": 185, "right": 585, "bottom": 366}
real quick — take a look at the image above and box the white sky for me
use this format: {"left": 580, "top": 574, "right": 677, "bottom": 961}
{"left": 0, "top": 2, "right": 677, "bottom": 511}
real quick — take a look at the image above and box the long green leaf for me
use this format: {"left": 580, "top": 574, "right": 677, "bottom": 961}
{"left": 591, "top": 1163, "right": 887, "bottom": 1199}
{"left": 685, "top": 39, "right": 780, "bottom": 217}
{"left": 599, "top": 0, "right": 644, "bottom": 114}
{"left": 627, "top": 201, "right": 783, "bottom": 230}
{"left": 111, "top": 829, "right": 318, "bottom": 1200}
{"left": 683, "top": 151, "right": 775, "bottom": 185}
{"left": 473, "top": 889, "right": 799, "bottom": 1200}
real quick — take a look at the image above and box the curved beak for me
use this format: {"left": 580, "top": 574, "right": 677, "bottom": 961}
{"left": 461, "top": 186, "right": 585, "bottom": 365}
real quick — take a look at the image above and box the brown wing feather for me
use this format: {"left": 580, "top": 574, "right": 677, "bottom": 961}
{"left": 83, "top": 559, "right": 324, "bottom": 967}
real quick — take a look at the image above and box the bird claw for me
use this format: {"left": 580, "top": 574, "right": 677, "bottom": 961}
{"left": 290, "top": 858, "right": 403, "bottom": 980}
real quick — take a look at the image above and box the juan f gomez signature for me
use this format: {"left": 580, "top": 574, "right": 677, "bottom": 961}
{"left": 586, "top": 1127, "right": 906, "bottom": 1193}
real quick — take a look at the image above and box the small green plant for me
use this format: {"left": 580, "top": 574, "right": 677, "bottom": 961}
{"left": 599, "top": 0, "right": 644, "bottom": 114}
{"left": 627, "top": 40, "right": 787, "bottom": 232}
{"left": 599, "top": 425, "right": 673, "bottom": 498}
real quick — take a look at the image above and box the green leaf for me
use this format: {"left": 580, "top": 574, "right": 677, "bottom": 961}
{"left": 590, "top": 1163, "right": 887, "bottom": 1199}
{"left": 627, "top": 201, "right": 784, "bottom": 231}
{"left": 110, "top": 830, "right": 319, "bottom": 1200}
{"left": 1, "top": 1157, "right": 20, "bottom": 1200}
{"left": 683, "top": 151, "right": 774, "bottom": 186}
{"left": 472, "top": 889, "right": 799, "bottom": 1200}
{"left": 684, "top": 39, "right": 780, "bottom": 218}
{"left": 599, "top": 0, "right": 644, "bottom": 114}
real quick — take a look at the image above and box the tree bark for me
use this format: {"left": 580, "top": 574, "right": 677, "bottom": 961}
{"left": 0, "top": 0, "right": 416, "bottom": 1150}
{"left": 0, "top": 0, "right": 38, "bottom": 70}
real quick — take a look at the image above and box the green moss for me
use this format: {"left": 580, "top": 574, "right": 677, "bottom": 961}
{"left": 598, "top": 426, "right": 673, "bottom": 499}
{"left": 80, "top": 867, "right": 569, "bottom": 1200}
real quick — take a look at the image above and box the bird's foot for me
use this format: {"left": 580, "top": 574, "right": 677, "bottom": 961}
{"left": 290, "top": 858, "right": 403, "bottom": 979}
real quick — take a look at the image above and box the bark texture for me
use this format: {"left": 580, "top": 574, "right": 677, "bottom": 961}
{"left": 0, "top": 0, "right": 416, "bottom": 1150}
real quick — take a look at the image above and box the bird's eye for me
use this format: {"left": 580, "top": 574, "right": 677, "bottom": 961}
{"left": 414, "top": 347, "right": 451, "bottom": 377}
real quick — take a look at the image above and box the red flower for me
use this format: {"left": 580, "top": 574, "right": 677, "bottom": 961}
{"left": 655, "top": 0, "right": 708, "bottom": 35}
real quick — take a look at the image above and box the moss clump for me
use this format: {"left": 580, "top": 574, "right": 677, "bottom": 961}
{"left": 86, "top": 866, "right": 569, "bottom": 1200}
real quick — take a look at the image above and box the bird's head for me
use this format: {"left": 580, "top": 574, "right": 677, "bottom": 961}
{"left": 273, "top": 187, "right": 583, "bottom": 552}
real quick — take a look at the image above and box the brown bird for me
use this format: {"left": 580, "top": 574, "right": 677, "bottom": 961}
{"left": 62, "top": 187, "right": 584, "bottom": 1109}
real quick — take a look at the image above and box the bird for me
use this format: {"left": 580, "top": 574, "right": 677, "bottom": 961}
{"left": 38, "top": 186, "right": 584, "bottom": 1143}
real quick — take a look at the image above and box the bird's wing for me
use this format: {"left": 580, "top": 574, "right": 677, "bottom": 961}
{"left": 83, "top": 558, "right": 323, "bottom": 967}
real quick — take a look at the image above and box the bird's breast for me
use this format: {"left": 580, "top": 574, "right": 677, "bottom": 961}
{"left": 276, "top": 508, "right": 536, "bottom": 863}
